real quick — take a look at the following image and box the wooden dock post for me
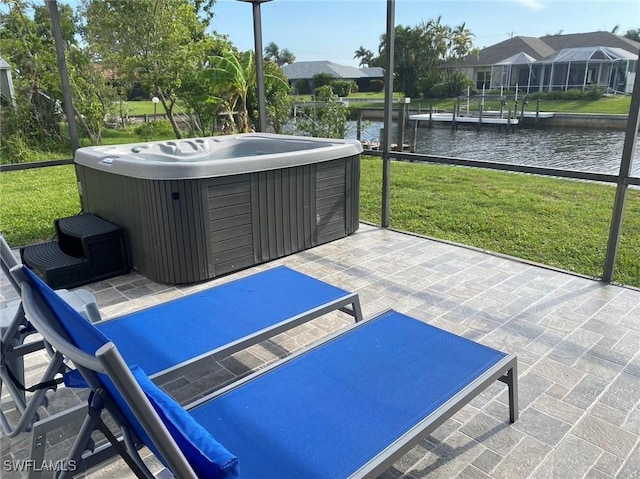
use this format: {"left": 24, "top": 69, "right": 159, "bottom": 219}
{"left": 477, "top": 103, "right": 483, "bottom": 132}
{"left": 507, "top": 108, "right": 512, "bottom": 134}
{"left": 536, "top": 99, "right": 541, "bottom": 122}
{"left": 451, "top": 99, "right": 458, "bottom": 131}
{"left": 520, "top": 96, "right": 527, "bottom": 122}
{"left": 396, "top": 97, "right": 410, "bottom": 151}
{"left": 411, "top": 120, "right": 418, "bottom": 153}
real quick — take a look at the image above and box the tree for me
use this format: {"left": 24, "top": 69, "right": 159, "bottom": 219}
{"left": 370, "top": 18, "right": 477, "bottom": 98}
{"left": 178, "top": 35, "right": 234, "bottom": 136}
{"left": 293, "top": 86, "right": 348, "bottom": 139}
{"left": 264, "top": 41, "right": 295, "bottom": 66}
{"left": 624, "top": 28, "right": 640, "bottom": 42}
{"left": 204, "top": 49, "right": 256, "bottom": 133}
{"left": 0, "top": 1, "right": 114, "bottom": 160}
{"left": 440, "top": 22, "right": 477, "bottom": 96}
{"left": 194, "top": 48, "right": 289, "bottom": 134}
{"left": 1, "top": 1, "right": 65, "bottom": 152}
{"left": 80, "top": 0, "right": 216, "bottom": 138}
{"left": 248, "top": 60, "right": 291, "bottom": 134}
{"left": 353, "top": 46, "right": 374, "bottom": 67}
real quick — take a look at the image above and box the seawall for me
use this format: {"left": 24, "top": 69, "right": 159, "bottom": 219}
{"left": 529, "top": 113, "right": 630, "bottom": 130}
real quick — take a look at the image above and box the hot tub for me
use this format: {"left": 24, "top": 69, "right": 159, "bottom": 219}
{"left": 75, "top": 133, "right": 362, "bottom": 284}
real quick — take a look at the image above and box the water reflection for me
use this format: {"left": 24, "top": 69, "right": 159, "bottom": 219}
{"left": 348, "top": 121, "right": 640, "bottom": 177}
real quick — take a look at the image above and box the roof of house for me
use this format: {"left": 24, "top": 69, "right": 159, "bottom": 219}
{"left": 540, "top": 31, "right": 640, "bottom": 53}
{"left": 466, "top": 31, "right": 639, "bottom": 68}
{"left": 464, "top": 36, "right": 555, "bottom": 66}
{"left": 542, "top": 46, "right": 638, "bottom": 63}
{"left": 495, "top": 52, "right": 537, "bottom": 65}
{"left": 282, "top": 61, "right": 383, "bottom": 80}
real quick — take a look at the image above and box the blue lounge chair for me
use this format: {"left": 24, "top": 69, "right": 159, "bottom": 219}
{"left": 9, "top": 263, "right": 362, "bottom": 477}
{"left": 18, "top": 265, "right": 518, "bottom": 478}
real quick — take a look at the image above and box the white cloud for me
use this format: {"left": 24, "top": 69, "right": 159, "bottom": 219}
{"left": 514, "top": 0, "right": 546, "bottom": 11}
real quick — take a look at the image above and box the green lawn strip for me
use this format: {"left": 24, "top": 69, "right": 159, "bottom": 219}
{"left": 409, "top": 95, "right": 631, "bottom": 115}
{"left": 2, "top": 157, "right": 638, "bottom": 287}
{"left": 0, "top": 165, "right": 81, "bottom": 246}
{"left": 360, "top": 157, "right": 639, "bottom": 286}
{"left": 617, "top": 197, "right": 640, "bottom": 286}
{"left": 123, "top": 100, "right": 187, "bottom": 116}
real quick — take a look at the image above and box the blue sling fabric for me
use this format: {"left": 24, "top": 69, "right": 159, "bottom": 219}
{"left": 130, "top": 366, "right": 239, "bottom": 478}
{"left": 190, "top": 310, "right": 507, "bottom": 479}
{"left": 96, "top": 265, "right": 350, "bottom": 375}
{"left": 22, "top": 267, "right": 238, "bottom": 479}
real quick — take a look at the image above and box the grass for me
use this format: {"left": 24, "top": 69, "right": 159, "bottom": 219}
{"left": 294, "top": 93, "right": 633, "bottom": 115}
{"left": 2, "top": 158, "right": 639, "bottom": 287}
{"left": 0, "top": 165, "right": 81, "bottom": 246}
{"left": 123, "top": 100, "right": 188, "bottom": 116}
{"left": 359, "top": 156, "right": 640, "bottom": 287}
{"left": 409, "top": 95, "right": 632, "bottom": 114}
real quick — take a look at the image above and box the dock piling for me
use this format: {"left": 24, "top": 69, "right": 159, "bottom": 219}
{"left": 520, "top": 96, "right": 527, "bottom": 122}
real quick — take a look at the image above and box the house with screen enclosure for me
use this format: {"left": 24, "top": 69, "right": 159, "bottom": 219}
{"left": 282, "top": 60, "right": 384, "bottom": 93}
{"left": 460, "top": 31, "right": 639, "bottom": 94}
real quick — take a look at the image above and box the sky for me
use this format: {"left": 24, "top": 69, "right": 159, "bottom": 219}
{"left": 210, "top": 0, "right": 640, "bottom": 66}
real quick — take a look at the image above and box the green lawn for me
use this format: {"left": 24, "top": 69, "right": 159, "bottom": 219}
{"left": 411, "top": 95, "right": 632, "bottom": 115}
{"left": 2, "top": 158, "right": 638, "bottom": 287}
{"left": 124, "top": 100, "right": 188, "bottom": 116}
{"left": 295, "top": 93, "right": 632, "bottom": 114}
{"left": 0, "top": 165, "right": 81, "bottom": 246}
{"left": 359, "top": 157, "right": 640, "bottom": 287}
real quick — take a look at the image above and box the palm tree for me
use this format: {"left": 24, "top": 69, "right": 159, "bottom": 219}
{"left": 451, "top": 22, "right": 475, "bottom": 59}
{"left": 264, "top": 42, "right": 280, "bottom": 63}
{"left": 278, "top": 48, "right": 295, "bottom": 66}
{"left": 205, "top": 49, "right": 289, "bottom": 133}
{"left": 264, "top": 42, "right": 295, "bottom": 66}
{"left": 354, "top": 46, "right": 374, "bottom": 67}
{"left": 206, "top": 50, "right": 255, "bottom": 133}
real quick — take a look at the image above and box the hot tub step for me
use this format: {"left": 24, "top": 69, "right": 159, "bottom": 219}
{"left": 21, "top": 214, "right": 130, "bottom": 289}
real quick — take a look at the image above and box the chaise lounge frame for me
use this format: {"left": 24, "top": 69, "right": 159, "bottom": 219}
{"left": 0, "top": 235, "right": 101, "bottom": 437}
{"left": 5, "top": 263, "right": 362, "bottom": 477}
{"left": 18, "top": 264, "right": 517, "bottom": 479}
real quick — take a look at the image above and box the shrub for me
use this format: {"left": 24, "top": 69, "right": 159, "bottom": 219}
{"left": 418, "top": 71, "right": 443, "bottom": 99}
{"left": 330, "top": 80, "right": 352, "bottom": 97}
{"left": 312, "top": 73, "right": 334, "bottom": 89}
{"left": 0, "top": 132, "right": 37, "bottom": 164}
{"left": 133, "top": 120, "right": 175, "bottom": 141}
{"left": 528, "top": 87, "right": 604, "bottom": 101}
{"left": 370, "top": 79, "right": 384, "bottom": 92}
{"left": 293, "top": 79, "right": 311, "bottom": 94}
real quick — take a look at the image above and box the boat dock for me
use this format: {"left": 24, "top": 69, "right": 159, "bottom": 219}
{"left": 409, "top": 110, "right": 555, "bottom": 132}
{"left": 410, "top": 112, "right": 519, "bottom": 125}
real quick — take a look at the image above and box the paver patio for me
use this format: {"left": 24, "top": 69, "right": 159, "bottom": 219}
{"left": 1, "top": 223, "right": 639, "bottom": 478}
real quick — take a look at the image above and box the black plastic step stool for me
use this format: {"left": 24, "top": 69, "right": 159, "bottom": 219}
{"left": 21, "top": 214, "right": 129, "bottom": 289}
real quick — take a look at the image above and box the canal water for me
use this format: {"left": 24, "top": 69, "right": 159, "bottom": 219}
{"left": 348, "top": 122, "right": 640, "bottom": 178}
